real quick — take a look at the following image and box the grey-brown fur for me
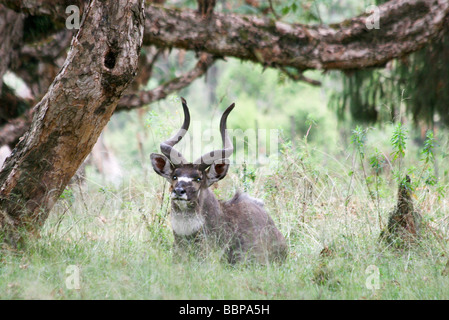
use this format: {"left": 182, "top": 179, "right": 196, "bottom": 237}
{"left": 150, "top": 99, "right": 287, "bottom": 264}
{"left": 221, "top": 192, "right": 287, "bottom": 263}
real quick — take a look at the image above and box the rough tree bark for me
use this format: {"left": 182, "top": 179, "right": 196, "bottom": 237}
{"left": 144, "top": 0, "right": 449, "bottom": 70}
{"left": 0, "top": 0, "right": 145, "bottom": 244}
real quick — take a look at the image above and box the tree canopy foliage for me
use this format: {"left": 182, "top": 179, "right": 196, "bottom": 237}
{"left": 332, "top": 0, "right": 449, "bottom": 127}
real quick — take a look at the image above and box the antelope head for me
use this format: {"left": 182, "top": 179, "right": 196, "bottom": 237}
{"left": 150, "top": 98, "right": 234, "bottom": 208}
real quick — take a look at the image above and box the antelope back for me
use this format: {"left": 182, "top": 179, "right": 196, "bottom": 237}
{"left": 221, "top": 192, "right": 288, "bottom": 264}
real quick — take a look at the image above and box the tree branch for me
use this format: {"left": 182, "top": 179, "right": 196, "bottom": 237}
{"left": 197, "top": 0, "right": 216, "bottom": 19}
{"left": 13, "top": 29, "right": 73, "bottom": 98}
{"left": 0, "top": 110, "right": 33, "bottom": 148}
{"left": 0, "top": 82, "right": 33, "bottom": 149}
{"left": 0, "top": 49, "right": 211, "bottom": 146}
{"left": 0, "top": 4, "right": 24, "bottom": 93}
{"left": 144, "top": 0, "right": 449, "bottom": 70}
{"left": 116, "top": 53, "right": 215, "bottom": 112}
{"left": 0, "top": 0, "right": 88, "bottom": 26}
{"left": 19, "top": 29, "right": 73, "bottom": 62}
{"left": 267, "top": 0, "right": 280, "bottom": 20}
{"left": 2, "top": 0, "right": 448, "bottom": 72}
{"left": 279, "top": 67, "right": 321, "bottom": 86}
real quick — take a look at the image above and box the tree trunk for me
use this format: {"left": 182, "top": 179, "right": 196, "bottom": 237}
{"left": 0, "top": 0, "right": 145, "bottom": 245}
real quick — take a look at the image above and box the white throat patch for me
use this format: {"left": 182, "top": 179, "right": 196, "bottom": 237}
{"left": 170, "top": 211, "right": 205, "bottom": 236}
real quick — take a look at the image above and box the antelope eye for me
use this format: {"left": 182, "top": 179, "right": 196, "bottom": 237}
{"left": 196, "top": 177, "right": 201, "bottom": 182}
{"left": 173, "top": 176, "right": 177, "bottom": 180}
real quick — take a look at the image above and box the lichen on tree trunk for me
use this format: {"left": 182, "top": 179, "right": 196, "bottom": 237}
{"left": 0, "top": 0, "right": 145, "bottom": 245}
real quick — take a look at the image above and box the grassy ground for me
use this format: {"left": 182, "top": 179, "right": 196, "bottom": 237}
{"left": 1, "top": 136, "right": 449, "bottom": 300}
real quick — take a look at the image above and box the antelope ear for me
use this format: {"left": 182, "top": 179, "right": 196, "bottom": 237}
{"left": 150, "top": 153, "right": 173, "bottom": 179}
{"left": 206, "top": 160, "right": 230, "bottom": 187}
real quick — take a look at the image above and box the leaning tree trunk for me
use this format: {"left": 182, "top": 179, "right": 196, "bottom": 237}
{"left": 0, "top": 0, "right": 145, "bottom": 245}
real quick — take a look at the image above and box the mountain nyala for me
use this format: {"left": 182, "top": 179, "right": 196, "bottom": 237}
{"left": 151, "top": 98, "right": 287, "bottom": 264}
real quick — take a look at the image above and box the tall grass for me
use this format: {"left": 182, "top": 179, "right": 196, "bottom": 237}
{"left": 1, "top": 124, "right": 449, "bottom": 300}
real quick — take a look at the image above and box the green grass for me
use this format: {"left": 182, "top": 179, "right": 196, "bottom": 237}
{"left": 1, "top": 136, "right": 449, "bottom": 300}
